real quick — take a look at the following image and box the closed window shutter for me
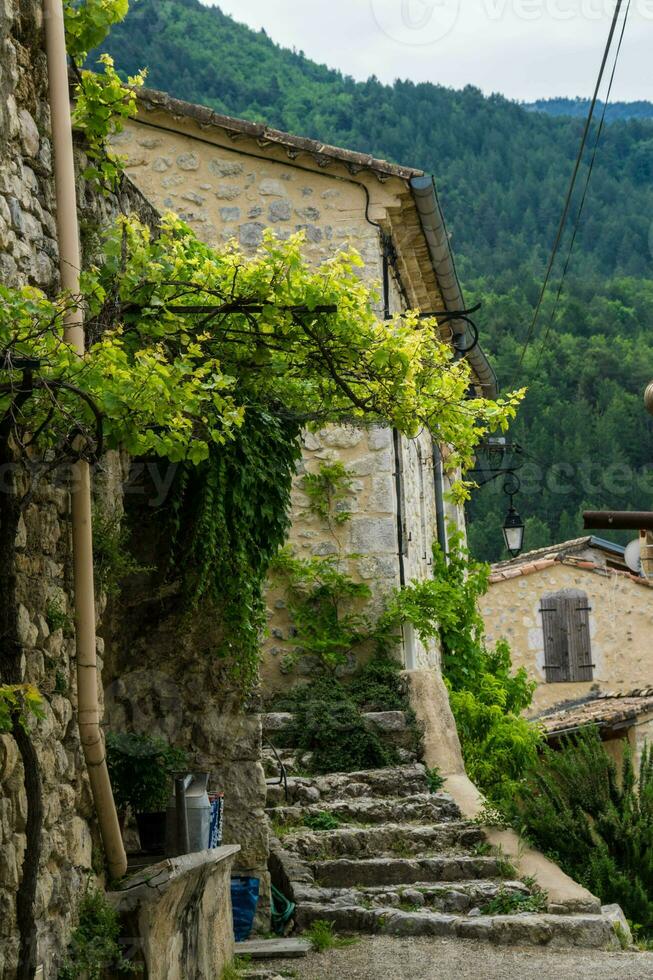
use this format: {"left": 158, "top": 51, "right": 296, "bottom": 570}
{"left": 540, "top": 590, "right": 593, "bottom": 683}
{"left": 566, "top": 594, "right": 594, "bottom": 681}
{"left": 541, "top": 594, "right": 569, "bottom": 682}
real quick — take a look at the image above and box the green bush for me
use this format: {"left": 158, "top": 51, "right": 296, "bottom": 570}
{"left": 288, "top": 677, "right": 398, "bottom": 775}
{"left": 106, "top": 732, "right": 187, "bottom": 813}
{"left": 59, "top": 888, "right": 136, "bottom": 979}
{"left": 513, "top": 728, "right": 653, "bottom": 935}
{"left": 347, "top": 653, "right": 407, "bottom": 712}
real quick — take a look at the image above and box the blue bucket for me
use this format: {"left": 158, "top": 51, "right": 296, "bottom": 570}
{"left": 231, "top": 876, "right": 259, "bottom": 941}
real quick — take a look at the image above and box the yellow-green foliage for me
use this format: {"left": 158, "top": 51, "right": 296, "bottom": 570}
{"left": 2, "top": 216, "right": 521, "bottom": 473}
{"left": 64, "top": 0, "right": 146, "bottom": 192}
{"left": 0, "top": 684, "right": 44, "bottom": 734}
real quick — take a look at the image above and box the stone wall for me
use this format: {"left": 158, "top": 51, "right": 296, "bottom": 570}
{"left": 481, "top": 563, "right": 653, "bottom": 713}
{"left": 0, "top": 4, "right": 94, "bottom": 976}
{"left": 0, "top": 6, "right": 159, "bottom": 975}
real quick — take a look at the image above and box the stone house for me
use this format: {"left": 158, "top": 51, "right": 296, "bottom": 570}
{"left": 480, "top": 536, "right": 653, "bottom": 715}
{"left": 115, "top": 86, "right": 498, "bottom": 689}
{"left": 536, "top": 687, "right": 653, "bottom": 772}
{"left": 0, "top": 43, "right": 500, "bottom": 973}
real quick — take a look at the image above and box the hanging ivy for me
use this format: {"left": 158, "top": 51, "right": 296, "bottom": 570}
{"left": 164, "top": 410, "right": 301, "bottom": 689}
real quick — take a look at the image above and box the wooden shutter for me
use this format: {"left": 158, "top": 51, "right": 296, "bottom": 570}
{"left": 541, "top": 593, "right": 568, "bottom": 682}
{"left": 567, "top": 593, "right": 594, "bottom": 681}
{"left": 540, "top": 590, "right": 593, "bottom": 683}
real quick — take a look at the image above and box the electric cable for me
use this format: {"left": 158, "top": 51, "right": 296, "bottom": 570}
{"left": 517, "top": 0, "right": 626, "bottom": 368}
{"left": 534, "top": 0, "right": 632, "bottom": 369}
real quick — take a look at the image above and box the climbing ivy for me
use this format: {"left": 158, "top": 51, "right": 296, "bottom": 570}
{"left": 301, "top": 460, "right": 353, "bottom": 527}
{"left": 270, "top": 548, "right": 373, "bottom": 675}
{"left": 387, "top": 533, "right": 541, "bottom": 807}
{"left": 165, "top": 411, "right": 301, "bottom": 689}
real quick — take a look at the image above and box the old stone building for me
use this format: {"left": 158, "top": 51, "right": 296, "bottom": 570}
{"left": 481, "top": 537, "right": 653, "bottom": 714}
{"left": 114, "top": 87, "right": 498, "bottom": 689}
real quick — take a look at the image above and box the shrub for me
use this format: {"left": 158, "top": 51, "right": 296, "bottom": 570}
{"left": 106, "top": 731, "right": 187, "bottom": 813}
{"left": 513, "top": 727, "right": 653, "bottom": 935}
{"left": 290, "top": 681, "right": 398, "bottom": 775}
{"left": 347, "top": 653, "right": 407, "bottom": 712}
{"left": 273, "top": 674, "right": 398, "bottom": 773}
{"left": 59, "top": 888, "right": 136, "bottom": 979}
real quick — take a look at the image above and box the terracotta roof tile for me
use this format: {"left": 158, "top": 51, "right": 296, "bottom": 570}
{"left": 535, "top": 689, "right": 653, "bottom": 736}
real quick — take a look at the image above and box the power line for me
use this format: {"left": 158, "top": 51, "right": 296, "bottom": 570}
{"left": 534, "top": 0, "right": 632, "bottom": 369}
{"left": 517, "top": 0, "right": 626, "bottom": 368}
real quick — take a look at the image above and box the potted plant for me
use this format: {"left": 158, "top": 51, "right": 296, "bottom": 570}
{"left": 106, "top": 731, "right": 187, "bottom": 854}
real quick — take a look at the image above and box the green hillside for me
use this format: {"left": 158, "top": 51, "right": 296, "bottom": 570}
{"left": 525, "top": 98, "right": 653, "bottom": 123}
{"left": 101, "top": 0, "right": 653, "bottom": 560}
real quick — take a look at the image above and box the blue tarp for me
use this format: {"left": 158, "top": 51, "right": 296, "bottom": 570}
{"left": 231, "top": 876, "right": 259, "bottom": 941}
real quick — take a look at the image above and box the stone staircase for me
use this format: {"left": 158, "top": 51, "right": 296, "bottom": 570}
{"left": 263, "top": 714, "right": 625, "bottom": 950}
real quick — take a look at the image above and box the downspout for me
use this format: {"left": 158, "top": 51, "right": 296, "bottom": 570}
{"left": 43, "top": 0, "right": 127, "bottom": 880}
{"left": 432, "top": 441, "right": 448, "bottom": 560}
{"left": 380, "top": 238, "right": 407, "bottom": 590}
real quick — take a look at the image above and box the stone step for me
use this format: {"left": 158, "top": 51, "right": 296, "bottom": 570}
{"left": 263, "top": 710, "right": 417, "bottom": 752}
{"left": 267, "top": 791, "right": 461, "bottom": 827}
{"left": 279, "top": 822, "right": 483, "bottom": 862}
{"left": 266, "top": 764, "right": 429, "bottom": 807}
{"left": 293, "top": 904, "right": 620, "bottom": 949}
{"left": 292, "top": 879, "right": 530, "bottom": 914}
{"left": 311, "top": 854, "right": 506, "bottom": 889}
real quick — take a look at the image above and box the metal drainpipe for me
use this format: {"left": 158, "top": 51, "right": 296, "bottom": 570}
{"left": 43, "top": 0, "right": 127, "bottom": 880}
{"left": 432, "top": 440, "right": 448, "bottom": 560}
{"left": 382, "top": 242, "right": 407, "bottom": 589}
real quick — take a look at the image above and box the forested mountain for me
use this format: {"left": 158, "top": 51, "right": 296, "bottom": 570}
{"left": 525, "top": 98, "right": 653, "bottom": 123}
{"left": 101, "top": 0, "right": 653, "bottom": 560}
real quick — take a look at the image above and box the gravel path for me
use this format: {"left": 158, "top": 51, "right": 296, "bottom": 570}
{"left": 269, "top": 936, "right": 653, "bottom": 980}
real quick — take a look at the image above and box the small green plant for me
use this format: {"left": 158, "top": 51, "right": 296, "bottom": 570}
{"left": 46, "top": 597, "right": 73, "bottom": 635}
{"left": 304, "top": 811, "right": 341, "bottom": 831}
{"left": 54, "top": 670, "right": 69, "bottom": 696}
{"left": 472, "top": 841, "right": 493, "bottom": 857}
{"left": 221, "top": 960, "right": 244, "bottom": 980}
{"left": 480, "top": 885, "right": 547, "bottom": 916}
{"left": 59, "top": 887, "right": 137, "bottom": 979}
{"left": 304, "top": 919, "right": 356, "bottom": 953}
{"left": 473, "top": 801, "right": 512, "bottom": 830}
{"left": 425, "top": 767, "right": 445, "bottom": 793}
{"left": 301, "top": 460, "right": 354, "bottom": 527}
{"left": 106, "top": 732, "right": 187, "bottom": 814}
{"left": 269, "top": 813, "right": 304, "bottom": 838}
{"left": 495, "top": 856, "right": 518, "bottom": 879}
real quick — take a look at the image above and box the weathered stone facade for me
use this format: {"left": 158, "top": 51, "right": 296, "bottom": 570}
{"left": 0, "top": 3, "right": 96, "bottom": 976}
{"left": 481, "top": 549, "right": 653, "bottom": 714}
{"left": 115, "top": 94, "right": 479, "bottom": 691}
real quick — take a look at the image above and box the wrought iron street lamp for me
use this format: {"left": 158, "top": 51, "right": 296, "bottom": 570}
{"left": 502, "top": 473, "right": 525, "bottom": 558}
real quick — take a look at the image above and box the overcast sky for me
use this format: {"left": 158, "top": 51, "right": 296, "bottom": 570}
{"left": 201, "top": 1, "right": 651, "bottom": 102}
